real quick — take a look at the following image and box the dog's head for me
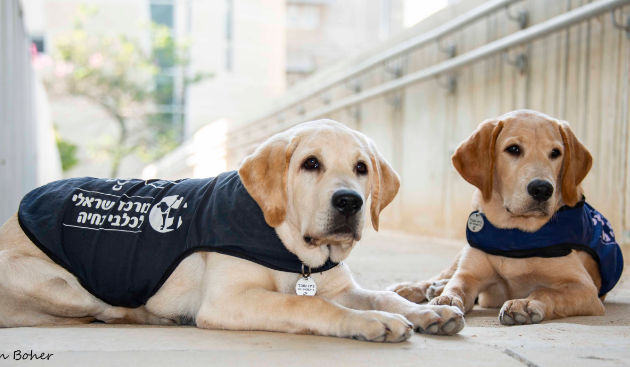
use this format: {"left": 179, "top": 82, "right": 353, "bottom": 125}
{"left": 452, "top": 110, "right": 592, "bottom": 230}
{"left": 238, "top": 119, "right": 400, "bottom": 267}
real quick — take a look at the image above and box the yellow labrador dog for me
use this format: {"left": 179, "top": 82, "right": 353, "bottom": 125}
{"left": 390, "top": 110, "right": 623, "bottom": 325}
{"left": 0, "top": 119, "right": 464, "bottom": 341}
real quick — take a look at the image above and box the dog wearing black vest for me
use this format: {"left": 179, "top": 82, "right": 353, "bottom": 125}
{"left": 0, "top": 119, "right": 464, "bottom": 341}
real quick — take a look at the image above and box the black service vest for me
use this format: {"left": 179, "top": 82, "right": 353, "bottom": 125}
{"left": 18, "top": 171, "right": 338, "bottom": 307}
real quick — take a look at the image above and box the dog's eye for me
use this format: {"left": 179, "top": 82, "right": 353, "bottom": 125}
{"left": 303, "top": 156, "right": 320, "bottom": 171}
{"left": 550, "top": 148, "right": 561, "bottom": 159}
{"left": 355, "top": 161, "right": 368, "bottom": 175}
{"left": 505, "top": 144, "right": 521, "bottom": 156}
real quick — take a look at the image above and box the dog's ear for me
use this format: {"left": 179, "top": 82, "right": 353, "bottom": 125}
{"left": 368, "top": 141, "right": 400, "bottom": 231}
{"left": 559, "top": 122, "right": 592, "bottom": 206}
{"left": 452, "top": 119, "right": 504, "bottom": 202}
{"left": 238, "top": 134, "right": 298, "bottom": 227}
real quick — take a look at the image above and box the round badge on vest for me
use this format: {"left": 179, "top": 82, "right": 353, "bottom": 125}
{"left": 467, "top": 212, "right": 484, "bottom": 232}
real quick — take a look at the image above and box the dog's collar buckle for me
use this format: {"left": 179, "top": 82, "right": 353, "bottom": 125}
{"left": 300, "top": 263, "right": 311, "bottom": 278}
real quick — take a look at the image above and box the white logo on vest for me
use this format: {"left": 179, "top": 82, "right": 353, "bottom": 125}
{"left": 467, "top": 212, "right": 484, "bottom": 232}
{"left": 149, "top": 195, "right": 187, "bottom": 233}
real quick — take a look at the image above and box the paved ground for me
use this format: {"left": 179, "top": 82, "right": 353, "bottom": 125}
{"left": 1, "top": 230, "right": 629, "bottom": 367}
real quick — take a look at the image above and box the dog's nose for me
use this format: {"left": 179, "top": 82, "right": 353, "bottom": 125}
{"left": 527, "top": 179, "right": 554, "bottom": 202}
{"left": 332, "top": 190, "right": 363, "bottom": 216}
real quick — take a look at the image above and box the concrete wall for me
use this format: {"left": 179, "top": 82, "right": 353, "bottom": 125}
{"left": 223, "top": 0, "right": 630, "bottom": 244}
{"left": 0, "top": 0, "right": 61, "bottom": 224}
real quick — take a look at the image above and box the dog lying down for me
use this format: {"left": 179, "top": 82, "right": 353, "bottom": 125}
{"left": 390, "top": 110, "right": 624, "bottom": 325}
{"left": 0, "top": 119, "right": 464, "bottom": 341}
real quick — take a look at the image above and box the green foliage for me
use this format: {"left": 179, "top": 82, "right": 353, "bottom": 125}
{"left": 41, "top": 5, "right": 211, "bottom": 176}
{"left": 54, "top": 126, "right": 79, "bottom": 172}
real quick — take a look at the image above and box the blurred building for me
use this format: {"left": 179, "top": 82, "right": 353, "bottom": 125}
{"left": 23, "top": 0, "right": 285, "bottom": 177}
{"left": 21, "top": 0, "right": 404, "bottom": 178}
{"left": 285, "top": 0, "right": 403, "bottom": 85}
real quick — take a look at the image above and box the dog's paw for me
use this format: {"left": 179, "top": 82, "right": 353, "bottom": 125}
{"left": 386, "top": 281, "right": 432, "bottom": 304}
{"left": 404, "top": 305, "right": 465, "bottom": 336}
{"left": 499, "top": 299, "right": 545, "bottom": 326}
{"left": 345, "top": 310, "right": 413, "bottom": 343}
{"left": 429, "top": 294, "right": 465, "bottom": 312}
{"left": 426, "top": 279, "right": 449, "bottom": 301}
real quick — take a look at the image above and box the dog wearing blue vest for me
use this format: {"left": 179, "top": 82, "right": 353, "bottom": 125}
{"left": 0, "top": 119, "right": 464, "bottom": 341}
{"left": 389, "top": 110, "right": 623, "bottom": 325}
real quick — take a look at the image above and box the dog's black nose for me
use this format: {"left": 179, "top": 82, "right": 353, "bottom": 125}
{"left": 527, "top": 179, "right": 554, "bottom": 202}
{"left": 332, "top": 190, "right": 363, "bottom": 216}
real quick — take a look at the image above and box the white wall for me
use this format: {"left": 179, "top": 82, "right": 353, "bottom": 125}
{"left": 0, "top": 0, "right": 61, "bottom": 224}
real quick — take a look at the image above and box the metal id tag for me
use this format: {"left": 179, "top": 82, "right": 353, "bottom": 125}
{"left": 295, "top": 275, "right": 317, "bottom": 296}
{"left": 467, "top": 212, "right": 484, "bottom": 232}
{"left": 296, "top": 264, "right": 317, "bottom": 296}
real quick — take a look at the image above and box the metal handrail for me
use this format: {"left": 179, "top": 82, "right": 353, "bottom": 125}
{"left": 229, "top": 0, "right": 521, "bottom": 136}
{"left": 302, "top": 0, "right": 630, "bottom": 118}
{"left": 230, "top": 0, "right": 630, "bottom": 151}
{"left": 296, "top": 0, "right": 523, "bottom": 95}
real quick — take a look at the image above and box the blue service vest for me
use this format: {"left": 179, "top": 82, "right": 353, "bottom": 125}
{"left": 18, "top": 171, "right": 338, "bottom": 307}
{"left": 466, "top": 201, "right": 623, "bottom": 296}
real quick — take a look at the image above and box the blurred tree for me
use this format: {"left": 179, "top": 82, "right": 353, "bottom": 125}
{"left": 42, "top": 5, "right": 210, "bottom": 177}
{"left": 54, "top": 126, "right": 79, "bottom": 172}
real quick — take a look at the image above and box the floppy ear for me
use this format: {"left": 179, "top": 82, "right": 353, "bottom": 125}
{"left": 238, "top": 134, "right": 297, "bottom": 227}
{"left": 559, "top": 122, "right": 592, "bottom": 206}
{"left": 368, "top": 141, "right": 400, "bottom": 231}
{"left": 452, "top": 119, "right": 504, "bottom": 202}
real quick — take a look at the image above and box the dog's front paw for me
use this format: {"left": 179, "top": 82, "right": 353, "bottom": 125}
{"left": 404, "top": 305, "right": 465, "bottom": 335}
{"left": 499, "top": 299, "right": 545, "bottom": 325}
{"left": 344, "top": 311, "right": 413, "bottom": 343}
{"left": 426, "top": 279, "right": 449, "bottom": 301}
{"left": 429, "top": 294, "right": 464, "bottom": 312}
{"left": 387, "top": 281, "right": 432, "bottom": 303}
